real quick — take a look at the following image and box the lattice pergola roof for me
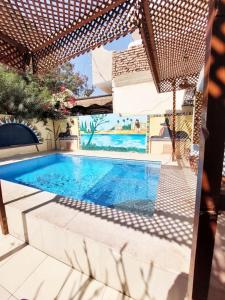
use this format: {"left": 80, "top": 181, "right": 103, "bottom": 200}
{"left": 0, "top": 0, "right": 210, "bottom": 92}
{"left": 140, "top": 0, "right": 210, "bottom": 92}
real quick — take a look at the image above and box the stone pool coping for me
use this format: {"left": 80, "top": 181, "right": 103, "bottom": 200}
{"left": 0, "top": 149, "right": 180, "bottom": 166}
{"left": 0, "top": 150, "right": 196, "bottom": 300}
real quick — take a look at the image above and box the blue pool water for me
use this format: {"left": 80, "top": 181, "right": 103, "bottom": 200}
{"left": 0, "top": 154, "right": 161, "bottom": 215}
{"left": 81, "top": 134, "right": 147, "bottom": 150}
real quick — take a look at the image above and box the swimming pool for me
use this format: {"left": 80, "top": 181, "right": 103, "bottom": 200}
{"left": 0, "top": 154, "right": 161, "bottom": 215}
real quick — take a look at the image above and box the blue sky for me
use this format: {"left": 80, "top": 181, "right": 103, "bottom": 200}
{"left": 71, "top": 34, "right": 133, "bottom": 96}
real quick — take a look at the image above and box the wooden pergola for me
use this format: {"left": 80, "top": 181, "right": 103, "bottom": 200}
{"left": 0, "top": 0, "right": 209, "bottom": 92}
{"left": 0, "top": 1, "right": 224, "bottom": 300}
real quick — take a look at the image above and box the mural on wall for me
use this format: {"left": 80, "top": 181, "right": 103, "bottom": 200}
{"left": 52, "top": 117, "right": 78, "bottom": 139}
{"left": 151, "top": 116, "right": 190, "bottom": 140}
{"left": 50, "top": 117, "right": 79, "bottom": 151}
{"left": 79, "top": 114, "right": 148, "bottom": 153}
{"left": 149, "top": 114, "right": 193, "bottom": 157}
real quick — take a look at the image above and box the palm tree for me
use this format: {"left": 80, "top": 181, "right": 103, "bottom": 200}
{"left": 122, "top": 119, "right": 126, "bottom": 130}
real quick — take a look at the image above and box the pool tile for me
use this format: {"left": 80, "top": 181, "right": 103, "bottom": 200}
{"left": 5, "top": 206, "right": 27, "bottom": 241}
{"left": 0, "top": 246, "right": 47, "bottom": 294}
{"left": 97, "top": 245, "right": 127, "bottom": 293}
{"left": 77, "top": 237, "right": 101, "bottom": 279}
{"left": 0, "top": 285, "right": 11, "bottom": 300}
{"left": 0, "top": 235, "right": 25, "bottom": 268}
{"left": 7, "top": 189, "right": 55, "bottom": 212}
{"left": 57, "top": 269, "right": 106, "bottom": 300}
{"left": 1, "top": 180, "right": 39, "bottom": 204}
{"left": 25, "top": 213, "right": 43, "bottom": 249}
{"left": 14, "top": 256, "right": 71, "bottom": 300}
{"left": 33, "top": 201, "right": 79, "bottom": 228}
{"left": 64, "top": 230, "right": 98, "bottom": 276}
{"left": 65, "top": 211, "right": 128, "bottom": 251}
{"left": 103, "top": 287, "right": 134, "bottom": 300}
{"left": 56, "top": 270, "right": 90, "bottom": 300}
{"left": 122, "top": 254, "right": 188, "bottom": 300}
{"left": 40, "top": 220, "right": 68, "bottom": 264}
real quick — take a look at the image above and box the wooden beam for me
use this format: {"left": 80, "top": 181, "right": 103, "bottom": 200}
{"left": 33, "top": 0, "right": 129, "bottom": 52}
{"left": 140, "top": 0, "right": 160, "bottom": 92}
{"left": 0, "top": 31, "right": 27, "bottom": 53}
{"left": 0, "top": 31, "right": 31, "bottom": 72}
{"left": 187, "top": 1, "right": 225, "bottom": 299}
{"left": 0, "top": 181, "right": 9, "bottom": 235}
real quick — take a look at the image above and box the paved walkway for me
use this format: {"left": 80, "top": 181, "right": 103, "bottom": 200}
{"left": 0, "top": 234, "right": 134, "bottom": 300}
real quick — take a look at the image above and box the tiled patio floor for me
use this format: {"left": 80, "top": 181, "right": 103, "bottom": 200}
{"left": 0, "top": 234, "right": 134, "bottom": 300}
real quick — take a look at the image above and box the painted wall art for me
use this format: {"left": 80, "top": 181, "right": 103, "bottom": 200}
{"left": 149, "top": 115, "right": 192, "bottom": 140}
{"left": 149, "top": 114, "right": 193, "bottom": 157}
{"left": 79, "top": 114, "right": 148, "bottom": 153}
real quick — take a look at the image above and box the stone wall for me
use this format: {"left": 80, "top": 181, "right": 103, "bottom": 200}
{"left": 112, "top": 45, "right": 150, "bottom": 78}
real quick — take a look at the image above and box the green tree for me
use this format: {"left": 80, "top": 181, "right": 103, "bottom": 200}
{"left": 37, "top": 62, "right": 94, "bottom": 97}
{"left": 122, "top": 119, "right": 126, "bottom": 130}
{"left": 0, "top": 62, "right": 93, "bottom": 120}
{"left": 80, "top": 121, "right": 88, "bottom": 132}
{"left": 86, "top": 115, "right": 109, "bottom": 146}
{"left": 0, "top": 64, "right": 53, "bottom": 120}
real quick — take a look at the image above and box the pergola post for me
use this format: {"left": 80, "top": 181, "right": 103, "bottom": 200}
{"left": 172, "top": 81, "right": 176, "bottom": 161}
{"left": 187, "top": 1, "right": 225, "bottom": 299}
{"left": 0, "top": 181, "right": 9, "bottom": 235}
{"left": 52, "top": 119, "right": 57, "bottom": 151}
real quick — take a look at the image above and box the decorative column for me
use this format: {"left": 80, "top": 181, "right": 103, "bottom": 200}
{"left": 187, "top": 1, "right": 225, "bottom": 299}
{"left": 192, "top": 91, "right": 204, "bottom": 145}
{"left": 172, "top": 81, "right": 176, "bottom": 161}
{"left": 52, "top": 119, "right": 57, "bottom": 150}
{"left": 0, "top": 181, "right": 8, "bottom": 235}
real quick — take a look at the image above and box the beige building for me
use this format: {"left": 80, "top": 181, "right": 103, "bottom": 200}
{"left": 92, "top": 34, "right": 190, "bottom": 116}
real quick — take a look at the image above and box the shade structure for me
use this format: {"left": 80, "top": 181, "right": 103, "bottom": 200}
{"left": 0, "top": 0, "right": 210, "bottom": 92}
{"left": 0, "top": 0, "right": 141, "bottom": 73}
{"left": 140, "top": 0, "right": 210, "bottom": 92}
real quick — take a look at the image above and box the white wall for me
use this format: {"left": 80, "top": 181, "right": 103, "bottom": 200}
{"left": 113, "top": 74, "right": 185, "bottom": 115}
